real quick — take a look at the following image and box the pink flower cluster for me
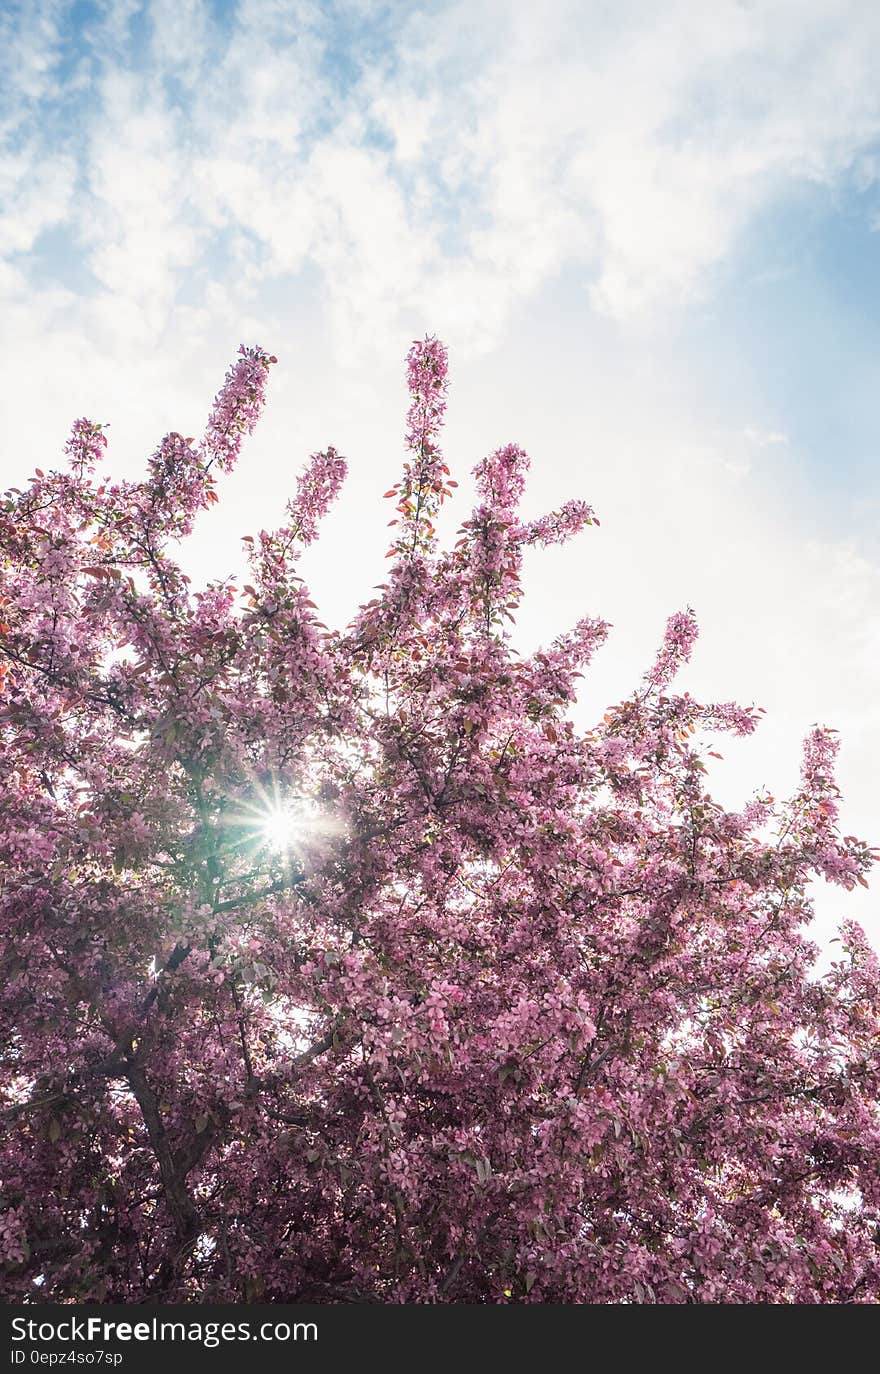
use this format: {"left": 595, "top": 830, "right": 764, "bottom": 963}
{"left": 521, "top": 499, "right": 596, "bottom": 547}
{"left": 64, "top": 418, "right": 108, "bottom": 476}
{"left": 646, "top": 607, "right": 700, "bottom": 689}
{"left": 405, "top": 335, "right": 448, "bottom": 455}
{"left": 473, "top": 443, "right": 529, "bottom": 512}
{"left": 287, "top": 447, "right": 348, "bottom": 546}
{"left": 202, "top": 345, "right": 275, "bottom": 472}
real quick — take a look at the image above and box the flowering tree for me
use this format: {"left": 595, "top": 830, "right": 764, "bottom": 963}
{"left": 1, "top": 339, "right": 879, "bottom": 1305}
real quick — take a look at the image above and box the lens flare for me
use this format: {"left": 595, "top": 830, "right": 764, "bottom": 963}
{"left": 256, "top": 796, "right": 324, "bottom": 853}
{"left": 260, "top": 803, "right": 304, "bottom": 852}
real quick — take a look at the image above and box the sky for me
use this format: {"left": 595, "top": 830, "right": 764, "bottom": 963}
{"left": 2, "top": 0, "right": 879, "bottom": 949}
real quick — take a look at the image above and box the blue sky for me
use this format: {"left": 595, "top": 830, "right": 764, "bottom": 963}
{"left": 702, "top": 186, "right": 880, "bottom": 514}
{"left": 2, "top": 0, "right": 880, "bottom": 945}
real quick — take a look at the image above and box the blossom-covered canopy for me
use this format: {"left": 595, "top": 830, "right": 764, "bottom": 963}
{"left": 1, "top": 340, "right": 877, "bottom": 1302}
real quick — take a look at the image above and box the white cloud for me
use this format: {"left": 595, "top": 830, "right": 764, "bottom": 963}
{"left": 6, "top": 0, "right": 880, "bottom": 355}
{"left": 147, "top": 0, "right": 210, "bottom": 81}
{"left": 0, "top": 147, "right": 76, "bottom": 256}
{"left": 0, "top": 1, "right": 65, "bottom": 120}
{"left": 744, "top": 427, "right": 789, "bottom": 447}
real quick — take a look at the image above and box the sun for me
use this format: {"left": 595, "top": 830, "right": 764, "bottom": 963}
{"left": 222, "top": 780, "right": 335, "bottom": 862}
{"left": 260, "top": 802, "right": 307, "bottom": 853}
